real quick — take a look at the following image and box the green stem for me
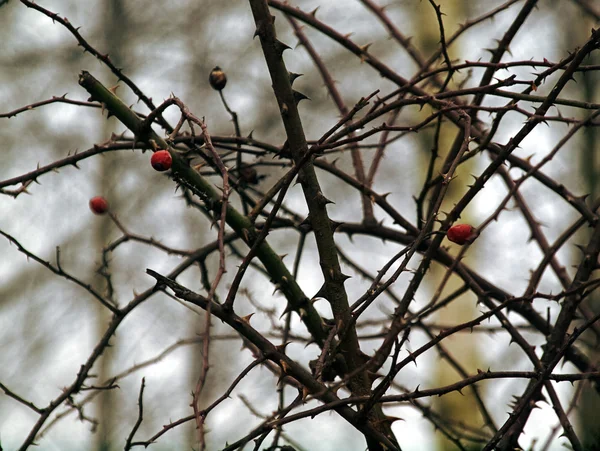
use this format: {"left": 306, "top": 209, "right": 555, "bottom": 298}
{"left": 78, "top": 70, "right": 327, "bottom": 347}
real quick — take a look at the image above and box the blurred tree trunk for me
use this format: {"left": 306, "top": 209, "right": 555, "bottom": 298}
{"left": 94, "top": 1, "right": 129, "bottom": 449}
{"left": 550, "top": 4, "right": 600, "bottom": 448}
{"left": 579, "top": 25, "right": 600, "bottom": 451}
{"left": 410, "top": 3, "right": 485, "bottom": 449}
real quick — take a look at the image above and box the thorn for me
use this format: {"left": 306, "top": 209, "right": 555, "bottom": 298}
{"left": 239, "top": 313, "right": 254, "bottom": 324}
{"left": 293, "top": 90, "right": 310, "bottom": 104}
{"left": 275, "top": 342, "right": 291, "bottom": 353}
{"left": 279, "top": 304, "right": 294, "bottom": 319}
{"left": 315, "top": 191, "right": 334, "bottom": 206}
{"left": 360, "top": 43, "right": 372, "bottom": 53}
{"left": 407, "top": 350, "right": 418, "bottom": 367}
{"left": 374, "top": 416, "right": 404, "bottom": 427}
{"left": 241, "top": 228, "right": 251, "bottom": 244}
{"left": 274, "top": 39, "right": 291, "bottom": 56}
{"left": 311, "top": 284, "right": 327, "bottom": 301}
{"left": 330, "top": 220, "right": 343, "bottom": 232}
{"left": 279, "top": 359, "right": 291, "bottom": 373}
{"left": 302, "top": 385, "right": 310, "bottom": 402}
{"left": 272, "top": 283, "right": 282, "bottom": 295}
{"left": 359, "top": 43, "right": 372, "bottom": 63}
{"left": 288, "top": 72, "right": 303, "bottom": 85}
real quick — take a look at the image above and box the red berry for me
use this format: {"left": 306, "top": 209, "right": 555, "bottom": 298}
{"left": 447, "top": 224, "right": 476, "bottom": 245}
{"left": 89, "top": 196, "right": 109, "bottom": 215}
{"left": 151, "top": 150, "right": 172, "bottom": 171}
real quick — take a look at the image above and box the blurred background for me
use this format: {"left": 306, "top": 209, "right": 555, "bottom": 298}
{"left": 1, "top": 0, "right": 599, "bottom": 449}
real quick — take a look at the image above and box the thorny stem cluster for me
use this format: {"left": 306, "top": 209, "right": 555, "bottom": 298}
{"left": 2, "top": 1, "right": 600, "bottom": 450}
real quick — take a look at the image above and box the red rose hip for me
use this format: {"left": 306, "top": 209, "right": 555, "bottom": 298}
{"left": 447, "top": 224, "right": 476, "bottom": 245}
{"left": 89, "top": 196, "right": 109, "bottom": 215}
{"left": 151, "top": 150, "right": 172, "bottom": 171}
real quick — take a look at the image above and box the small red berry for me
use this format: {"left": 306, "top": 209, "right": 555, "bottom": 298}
{"left": 89, "top": 196, "right": 109, "bottom": 215}
{"left": 447, "top": 224, "right": 476, "bottom": 245}
{"left": 151, "top": 150, "right": 172, "bottom": 171}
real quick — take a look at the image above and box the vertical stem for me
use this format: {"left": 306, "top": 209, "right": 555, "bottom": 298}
{"left": 247, "top": 1, "right": 399, "bottom": 448}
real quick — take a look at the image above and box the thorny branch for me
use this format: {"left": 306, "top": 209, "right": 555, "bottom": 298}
{"left": 2, "top": 1, "right": 600, "bottom": 450}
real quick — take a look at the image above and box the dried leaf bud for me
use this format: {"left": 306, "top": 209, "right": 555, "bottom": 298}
{"left": 239, "top": 165, "right": 259, "bottom": 185}
{"left": 209, "top": 66, "right": 227, "bottom": 91}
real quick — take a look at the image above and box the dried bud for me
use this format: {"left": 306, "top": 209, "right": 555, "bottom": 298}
{"left": 209, "top": 66, "right": 227, "bottom": 91}
{"left": 239, "top": 164, "right": 259, "bottom": 185}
